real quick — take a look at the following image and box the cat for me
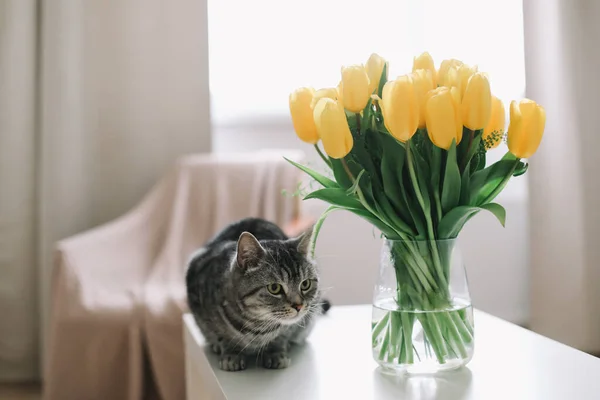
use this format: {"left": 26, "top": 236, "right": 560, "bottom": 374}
{"left": 185, "top": 217, "right": 328, "bottom": 371}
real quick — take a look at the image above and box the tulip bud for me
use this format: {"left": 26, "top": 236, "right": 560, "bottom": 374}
{"left": 457, "top": 64, "right": 478, "bottom": 98}
{"left": 381, "top": 75, "right": 419, "bottom": 142}
{"left": 313, "top": 98, "right": 354, "bottom": 159}
{"left": 438, "top": 59, "right": 463, "bottom": 87}
{"left": 311, "top": 88, "right": 339, "bottom": 109}
{"left": 483, "top": 96, "right": 505, "bottom": 149}
{"left": 507, "top": 99, "right": 546, "bottom": 158}
{"left": 413, "top": 52, "right": 437, "bottom": 85}
{"left": 366, "top": 53, "right": 388, "bottom": 95}
{"left": 461, "top": 72, "right": 491, "bottom": 130}
{"left": 341, "top": 65, "right": 371, "bottom": 113}
{"left": 289, "top": 87, "right": 319, "bottom": 144}
{"left": 425, "top": 87, "right": 463, "bottom": 149}
{"left": 410, "top": 69, "right": 435, "bottom": 128}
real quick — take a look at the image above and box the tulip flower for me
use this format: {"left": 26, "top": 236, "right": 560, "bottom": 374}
{"left": 311, "top": 87, "right": 339, "bottom": 109}
{"left": 483, "top": 96, "right": 505, "bottom": 149}
{"left": 366, "top": 53, "right": 387, "bottom": 95}
{"left": 341, "top": 65, "right": 371, "bottom": 113}
{"left": 457, "top": 64, "right": 478, "bottom": 98}
{"left": 461, "top": 72, "right": 491, "bottom": 130}
{"left": 425, "top": 87, "right": 463, "bottom": 149}
{"left": 413, "top": 52, "right": 437, "bottom": 85}
{"left": 410, "top": 69, "right": 435, "bottom": 128}
{"left": 381, "top": 75, "right": 419, "bottom": 142}
{"left": 313, "top": 98, "right": 354, "bottom": 159}
{"left": 438, "top": 59, "right": 463, "bottom": 87}
{"left": 507, "top": 99, "right": 546, "bottom": 158}
{"left": 289, "top": 87, "right": 319, "bottom": 144}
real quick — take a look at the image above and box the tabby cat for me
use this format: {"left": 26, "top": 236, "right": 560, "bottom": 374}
{"left": 186, "top": 218, "right": 328, "bottom": 371}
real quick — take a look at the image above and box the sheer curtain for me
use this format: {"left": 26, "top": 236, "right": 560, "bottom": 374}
{"left": 0, "top": 0, "right": 211, "bottom": 381}
{"left": 209, "top": 0, "right": 525, "bottom": 126}
{"left": 525, "top": 0, "right": 600, "bottom": 352}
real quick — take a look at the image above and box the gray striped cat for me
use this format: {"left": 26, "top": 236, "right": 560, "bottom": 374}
{"left": 186, "top": 218, "right": 328, "bottom": 371}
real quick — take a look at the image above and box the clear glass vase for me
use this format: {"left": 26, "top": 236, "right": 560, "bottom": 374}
{"left": 371, "top": 239, "right": 474, "bottom": 374}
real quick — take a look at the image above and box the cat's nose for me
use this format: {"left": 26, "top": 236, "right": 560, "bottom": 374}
{"left": 291, "top": 304, "right": 303, "bottom": 312}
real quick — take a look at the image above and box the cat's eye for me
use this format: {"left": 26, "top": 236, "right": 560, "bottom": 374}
{"left": 300, "top": 279, "right": 312, "bottom": 291}
{"left": 267, "top": 283, "right": 282, "bottom": 295}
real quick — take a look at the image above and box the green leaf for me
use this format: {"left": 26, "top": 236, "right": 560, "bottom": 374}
{"left": 469, "top": 137, "right": 487, "bottom": 175}
{"left": 513, "top": 161, "right": 528, "bottom": 177}
{"left": 329, "top": 158, "right": 361, "bottom": 190}
{"left": 463, "top": 135, "right": 482, "bottom": 172}
{"left": 379, "top": 132, "right": 412, "bottom": 225}
{"left": 284, "top": 157, "right": 339, "bottom": 189}
{"left": 377, "top": 62, "right": 388, "bottom": 98}
{"left": 304, "top": 188, "right": 363, "bottom": 210}
{"left": 441, "top": 140, "right": 461, "bottom": 213}
{"left": 309, "top": 206, "right": 339, "bottom": 257}
{"left": 373, "top": 188, "right": 415, "bottom": 236}
{"left": 410, "top": 140, "right": 431, "bottom": 211}
{"left": 460, "top": 161, "right": 471, "bottom": 204}
{"left": 430, "top": 145, "right": 443, "bottom": 222}
{"left": 361, "top": 99, "right": 373, "bottom": 135}
{"left": 438, "top": 203, "right": 506, "bottom": 239}
{"left": 469, "top": 160, "right": 517, "bottom": 205}
{"left": 346, "top": 170, "right": 366, "bottom": 195}
{"left": 346, "top": 207, "right": 401, "bottom": 240}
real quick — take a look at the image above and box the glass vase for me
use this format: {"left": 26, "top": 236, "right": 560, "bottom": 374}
{"left": 371, "top": 239, "right": 474, "bottom": 374}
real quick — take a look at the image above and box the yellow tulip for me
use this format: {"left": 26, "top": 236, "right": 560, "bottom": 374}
{"left": 461, "top": 72, "right": 491, "bottom": 130}
{"left": 438, "top": 59, "right": 463, "bottom": 87}
{"left": 425, "top": 87, "right": 463, "bottom": 149}
{"left": 410, "top": 69, "right": 435, "bottom": 128}
{"left": 381, "top": 75, "right": 419, "bottom": 142}
{"left": 313, "top": 98, "right": 354, "bottom": 159}
{"left": 289, "top": 87, "right": 319, "bottom": 144}
{"left": 341, "top": 65, "right": 371, "bottom": 113}
{"left": 483, "top": 96, "right": 505, "bottom": 149}
{"left": 413, "top": 52, "right": 437, "bottom": 85}
{"left": 366, "top": 53, "right": 387, "bottom": 95}
{"left": 457, "top": 64, "right": 478, "bottom": 98}
{"left": 310, "top": 87, "right": 339, "bottom": 109}
{"left": 507, "top": 99, "right": 546, "bottom": 158}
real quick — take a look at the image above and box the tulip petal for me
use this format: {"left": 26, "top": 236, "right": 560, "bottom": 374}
{"left": 314, "top": 98, "right": 354, "bottom": 159}
{"left": 289, "top": 87, "right": 319, "bottom": 144}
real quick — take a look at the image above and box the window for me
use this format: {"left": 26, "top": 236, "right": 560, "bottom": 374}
{"left": 208, "top": 0, "right": 525, "bottom": 127}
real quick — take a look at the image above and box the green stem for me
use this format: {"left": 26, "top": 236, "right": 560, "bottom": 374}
{"left": 441, "top": 312, "right": 468, "bottom": 358}
{"left": 450, "top": 311, "right": 474, "bottom": 343}
{"left": 378, "top": 326, "right": 391, "bottom": 360}
{"left": 313, "top": 144, "right": 332, "bottom": 168}
{"left": 406, "top": 141, "right": 448, "bottom": 290}
{"left": 372, "top": 312, "right": 390, "bottom": 344}
{"left": 400, "top": 312, "right": 414, "bottom": 364}
{"left": 433, "top": 191, "right": 443, "bottom": 224}
{"left": 460, "top": 128, "right": 475, "bottom": 172}
{"left": 355, "top": 113, "right": 361, "bottom": 133}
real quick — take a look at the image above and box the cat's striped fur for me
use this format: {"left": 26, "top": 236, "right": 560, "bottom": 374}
{"left": 186, "top": 218, "right": 326, "bottom": 371}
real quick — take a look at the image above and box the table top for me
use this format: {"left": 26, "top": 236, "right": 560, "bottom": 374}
{"left": 183, "top": 306, "right": 600, "bottom": 400}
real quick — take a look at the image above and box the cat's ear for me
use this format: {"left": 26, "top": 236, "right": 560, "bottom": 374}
{"left": 236, "top": 232, "right": 265, "bottom": 269}
{"left": 292, "top": 225, "right": 315, "bottom": 257}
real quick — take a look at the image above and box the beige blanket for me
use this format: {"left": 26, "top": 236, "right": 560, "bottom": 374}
{"left": 44, "top": 150, "right": 307, "bottom": 400}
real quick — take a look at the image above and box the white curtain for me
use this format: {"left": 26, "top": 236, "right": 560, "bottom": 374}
{"left": 0, "top": 0, "right": 211, "bottom": 381}
{"left": 524, "top": 0, "right": 600, "bottom": 352}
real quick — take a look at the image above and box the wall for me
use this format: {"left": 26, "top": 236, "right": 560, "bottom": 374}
{"left": 214, "top": 121, "right": 530, "bottom": 325}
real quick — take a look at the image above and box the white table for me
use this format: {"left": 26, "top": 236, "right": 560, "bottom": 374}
{"left": 183, "top": 306, "right": 600, "bottom": 400}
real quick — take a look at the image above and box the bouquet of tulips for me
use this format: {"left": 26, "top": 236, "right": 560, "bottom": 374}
{"left": 287, "top": 52, "right": 545, "bottom": 367}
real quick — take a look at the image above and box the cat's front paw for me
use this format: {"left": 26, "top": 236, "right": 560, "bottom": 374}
{"left": 219, "top": 354, "right": 246, "bottom": 372}
{"left": 262, "top": 352, "right": 291, "bottom": 369}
